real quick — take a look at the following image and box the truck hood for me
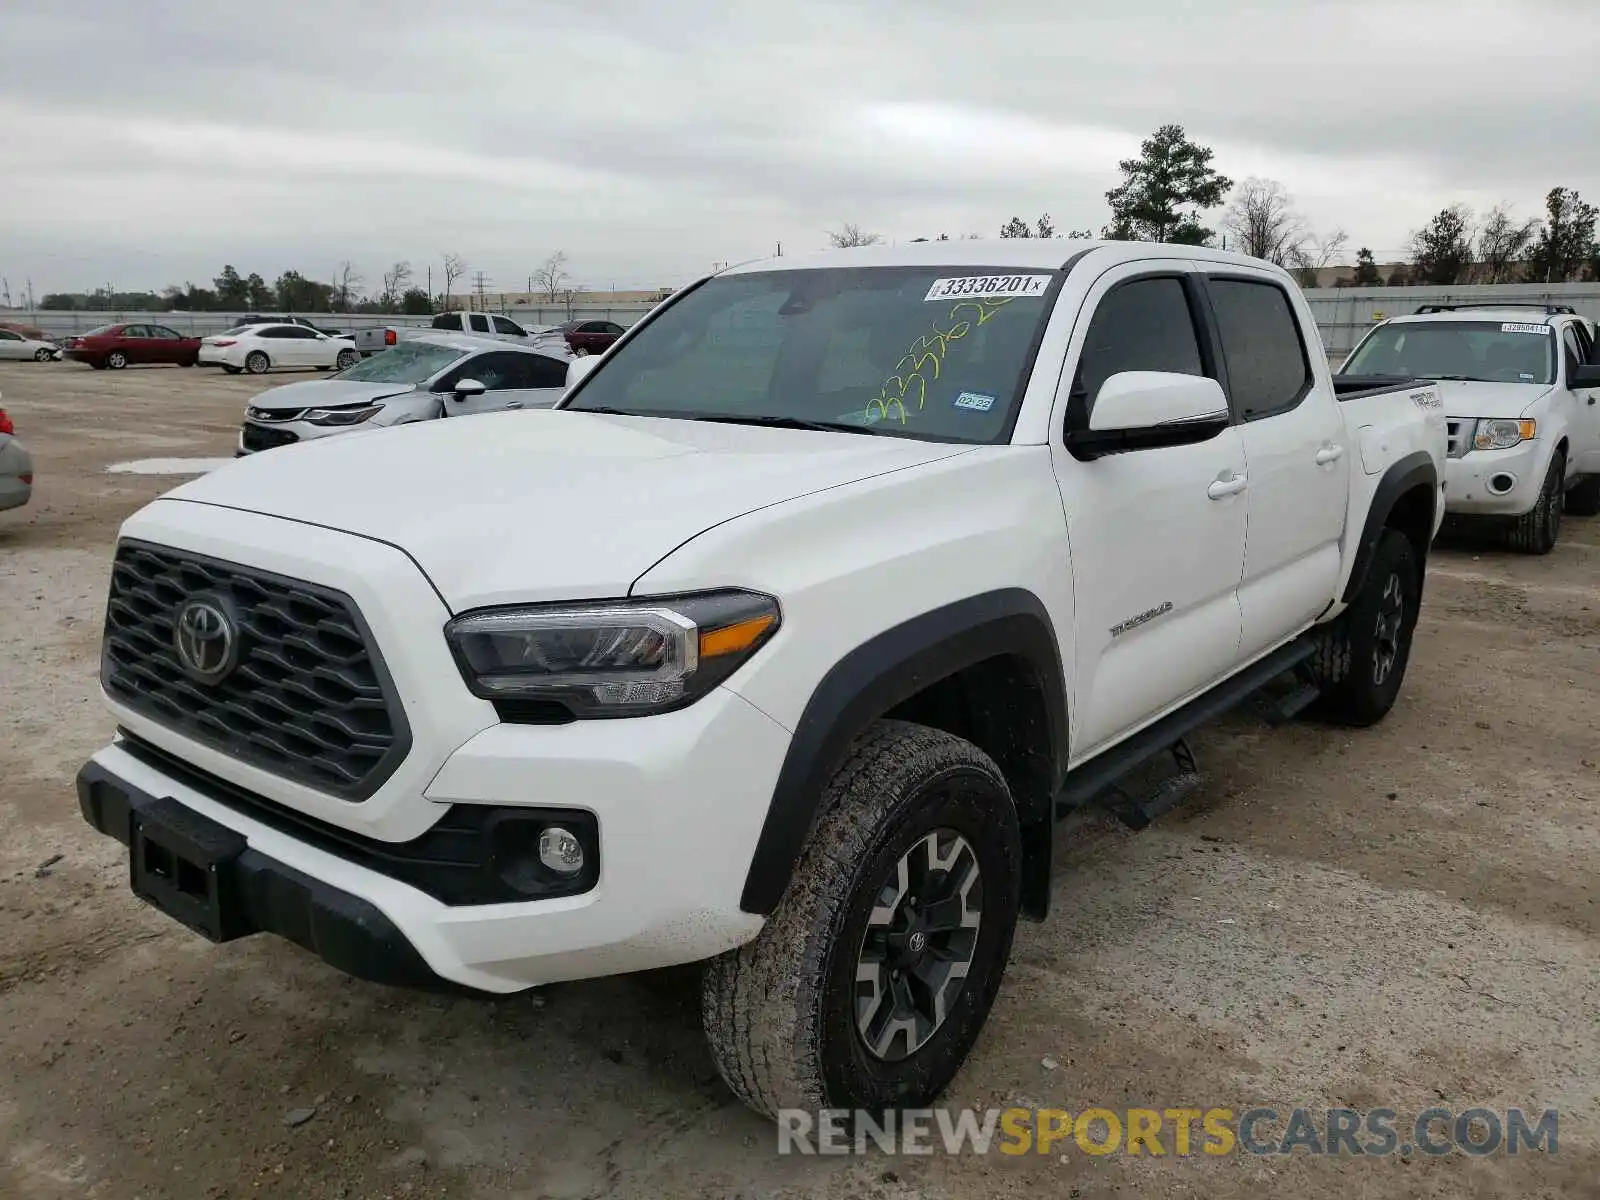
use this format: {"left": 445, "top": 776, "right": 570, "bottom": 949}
{"left": 247, "top": 379, "right": 420, "bottom": 412}
{"left": 1433, "top": 380, "right": 1552, "bottom": 419}
{"left": 168, "top": 410, "right": 972, "bottom": 608}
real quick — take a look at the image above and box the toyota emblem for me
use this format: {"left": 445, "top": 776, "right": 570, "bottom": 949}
{"left": 173, "top": 596, "right": 239, "bottom": 684}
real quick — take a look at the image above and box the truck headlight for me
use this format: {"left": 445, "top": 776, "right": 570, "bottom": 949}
{"left": 1473, "top": 418, "right": 1536, "bottom": 450}
{"left": 445, "top": 590, "right": 780, "bottom": 718}
{"left": 304, "top": 404, "right": 382, "bottom": 426}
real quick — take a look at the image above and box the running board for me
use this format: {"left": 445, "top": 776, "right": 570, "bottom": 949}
{"left": 1054, "top": 636, "right": 1319, "bottom": 819}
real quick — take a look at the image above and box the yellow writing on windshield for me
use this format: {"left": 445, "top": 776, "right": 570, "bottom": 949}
{"left": 867, "top": 297, "right": 1012, "bottom": 424}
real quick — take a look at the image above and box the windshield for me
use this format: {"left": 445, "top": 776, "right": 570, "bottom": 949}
{"left": 562, "top": 266, "right": 1059, "bottom": 441}
{"left": 331, "top": 340, "right": 466, "bottom": 383}
{"left": 1344, "top": 320, "right": 1554, "bottom": 385}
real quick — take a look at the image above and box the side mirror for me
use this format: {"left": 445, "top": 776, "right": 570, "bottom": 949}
{"left": 1572, "top": 363, "right": 1600, "bottom": 388}
{"left": 565, "top": 356, "right": 601, "bottom": 390}
{"left": 1067, "top": 371, "right": 1229, "bottom": 460}
{"left": 452, "top": 378, "right": 487, "bottom": 399}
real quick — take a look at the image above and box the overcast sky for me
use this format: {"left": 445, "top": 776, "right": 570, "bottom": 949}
{"left": 3, "top": 0, "right": 1597, "bottom": 299}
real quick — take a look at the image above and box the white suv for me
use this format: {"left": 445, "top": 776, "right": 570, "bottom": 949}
{"left": 1342, "top": 303, "right": 1600, "bottom": 551}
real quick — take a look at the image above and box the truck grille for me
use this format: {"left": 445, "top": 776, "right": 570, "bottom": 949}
{"left": 1446, "top": 418, "right": 1471, "bottom": 459}
{"left": 101, "top": 541, "right": 409, "bottom": 801}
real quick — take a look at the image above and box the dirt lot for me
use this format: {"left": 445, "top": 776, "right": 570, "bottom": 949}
{"left": 0, "top": 361, "right": 1596, "bottom": 1200}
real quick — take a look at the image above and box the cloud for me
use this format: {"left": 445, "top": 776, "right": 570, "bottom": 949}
{"left": 2, "top": 0, "right": 1597, "bottom": 294}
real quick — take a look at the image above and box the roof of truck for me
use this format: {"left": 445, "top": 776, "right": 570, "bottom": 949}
{"left": 718, "top": 239, "right": 1294, "bottom": 277}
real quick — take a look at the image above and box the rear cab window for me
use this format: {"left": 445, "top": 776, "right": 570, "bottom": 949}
{"left": 1205, "top": 277, "right": 1312, "bottom": 421}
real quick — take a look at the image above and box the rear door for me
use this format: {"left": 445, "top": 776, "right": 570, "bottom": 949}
{"left": 1048, "top": 264, "right": 1250, "bottom": 756}
{"left": 1199, "top": 268, "right": 1349, "bottom": 659}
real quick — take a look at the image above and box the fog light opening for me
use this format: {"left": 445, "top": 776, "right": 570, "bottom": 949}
{"left": 1487, "top": 472, "right": 1517, "bottom": 495}
{"left": 538, "top": 826, "right": 586, "bottom": 876}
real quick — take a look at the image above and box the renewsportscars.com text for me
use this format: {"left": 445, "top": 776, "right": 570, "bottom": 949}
{"left": 777, "top": 1106, "right": 1559, "bottom": 1158}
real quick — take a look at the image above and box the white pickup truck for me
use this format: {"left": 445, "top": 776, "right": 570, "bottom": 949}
{"left": 78, "top": 242, "right": 1446, "bottom": 1121}
{"left": 1341, "top": 302, "right": 1600, "bottom": 552}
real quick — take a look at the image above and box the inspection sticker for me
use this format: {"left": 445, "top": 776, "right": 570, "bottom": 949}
{"left": 1501, "top": 322, "right": 1548, "bottom": 335}
{"left": 924, "top": 274, "right": 1050, "bottom": 302}
{"left": 953, "top": 391, "right": 996, "bottom": 411}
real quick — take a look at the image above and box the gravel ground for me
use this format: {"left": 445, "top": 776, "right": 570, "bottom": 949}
{"left": 0, "top": 360, "right": 1596, "bottom": 1199}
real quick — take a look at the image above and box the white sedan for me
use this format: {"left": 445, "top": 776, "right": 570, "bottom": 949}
{"left": 199, "top": 323, "right": 359, "bottom": 375}
{"left": 0, "top": 328, "right": 61, "bottom": 361}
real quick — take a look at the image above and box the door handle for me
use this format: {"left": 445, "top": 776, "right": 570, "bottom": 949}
{"left": 1315, "top": 444, "right": 1345, "bottom": 465}
{"left": 1207, "top": 473, "right": 1248, "bottom": 500}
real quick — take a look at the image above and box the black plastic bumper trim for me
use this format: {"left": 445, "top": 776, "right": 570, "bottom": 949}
{"left": 78, "top": 758, "right": 461, "bottom": 993}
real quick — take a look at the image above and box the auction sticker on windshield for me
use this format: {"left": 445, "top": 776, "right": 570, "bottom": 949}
{"left": 924, "top": 275, "right": 1051, "bottom": 302}
{"left": 1501, "top": 322, "right": 1548, "bottom": 336}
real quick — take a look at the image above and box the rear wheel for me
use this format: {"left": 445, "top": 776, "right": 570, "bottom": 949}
{"left": 702, "top": 720, "right": 1022, "bottom": 1119}
{"left": 1506, "top": 453, "right": 1563, "bottom": 554}
{"left": 1565, "top": 473, "right": 1600, "bottom": 517}
{"left": 106, "top": 350, "right": 127, "bottom": 369}
{"left": 244, "top": 351, "right": 270, "bottom": 375}
{"left": 1308, "top": 529, "right": 1420, "bottom": 727}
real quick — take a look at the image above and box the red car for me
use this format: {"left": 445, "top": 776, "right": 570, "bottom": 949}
{"left": 557, "top": 319, "right": 626, "bottom": 356}
{"left": 62, "top": 323, "right": 202, "bottom": 370}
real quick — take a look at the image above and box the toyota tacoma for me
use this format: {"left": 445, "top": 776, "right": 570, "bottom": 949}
{"left": 78, "top": 241, "right": 1447, "bottom": 1120}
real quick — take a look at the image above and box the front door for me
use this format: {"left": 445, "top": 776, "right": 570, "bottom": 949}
{"left": 1199, "top": 269, "right": 1349, "bottom": 660}
{"left": 1049, "top": 265, "right": 1250, "bottom": 758}
{"left": 1562, "top": 321, "right": 1600, "bottom": 474}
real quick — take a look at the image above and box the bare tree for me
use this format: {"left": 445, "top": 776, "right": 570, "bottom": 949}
{"left": 535, "top": 251, "right": 570, "bottom": 302}
{"left": 332, "top": 261, "right": 363, "bottom": 311}
{"left": 1221, "top": 178, "right": 1312, "bottom": 266}
{"left": 441, "top": 253, "right": 466, "bottom": 308}
{"left": 1475, "top": 204, "right": 1541, "bottom": 283}
{"left": 380, "top": 260, "right": 412, "bottom": 309}
{"left": 827, "top": 223, "right": 882, "bottom": 249}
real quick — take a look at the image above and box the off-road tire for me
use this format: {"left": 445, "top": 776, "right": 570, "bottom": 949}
{"left": 701, "top": 719, "right": 1022, "bottom": 1120}
{"left": 1506, "top": 454, "right": 1563, "bottom": 554}
{"left": 1564, "top": 473, "right": 1600, "bottom": 517}
{"left": 244, "top": 351, "right": 270, "bottom": 375}
{"left": 1308, "top": 529, "right": 1420, "bottom": 727}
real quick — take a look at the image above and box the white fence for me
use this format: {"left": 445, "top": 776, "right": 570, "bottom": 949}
{"left": 1303, "top": 283, "right": 1600, "bottom": 357}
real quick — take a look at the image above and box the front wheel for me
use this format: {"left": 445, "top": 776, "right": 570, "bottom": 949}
{"left": 244, "top": 351, "right": 270, "bottom": 375}
{"left": 702, "top": 720, "right": 1022, "bottom": 1119}
{"left": 1506, "top": 454, "right": 1563, "bottom": 554}
{"left": 1308, "top": 529, "right": 1420, "bottom": 727}
{"left": 34, "top": 348, "right": 52, "bottom": 362}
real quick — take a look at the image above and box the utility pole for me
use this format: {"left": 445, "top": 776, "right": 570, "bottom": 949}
{"left": 471, "top": 270, "right": 490, "bottom": 312}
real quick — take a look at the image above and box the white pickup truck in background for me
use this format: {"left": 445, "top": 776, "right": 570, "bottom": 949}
{"left": 78, "top": 241, "right": 1445, "bottom": 1123}
{"left": 351, "top": 311, "right": 551, "bottom": 357}
{"left": 1341, "top": 302, "right": 1600, "bottom": 552}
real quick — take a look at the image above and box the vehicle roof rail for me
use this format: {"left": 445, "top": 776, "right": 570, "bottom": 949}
{"left": 1414, "top": 302, "right": 1576, "bottom": 315}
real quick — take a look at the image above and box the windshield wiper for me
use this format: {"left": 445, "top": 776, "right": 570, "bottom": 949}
{"left": 1430, "top": 374, "right": 1490, "bottom": 382}
{"left": 688, "top": 414, "right": 879, "bottom": 435}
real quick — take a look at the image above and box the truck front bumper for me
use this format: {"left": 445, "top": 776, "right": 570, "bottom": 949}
{"left": 78, "top": 681, "right": 787, "bottom": 994}
{"left": 1441, "top": 440, "right": 1548, "bottom": 517}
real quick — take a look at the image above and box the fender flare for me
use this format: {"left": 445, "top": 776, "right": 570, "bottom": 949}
{"left": 1341, "top": 450, "right": 1438, "bottom": 604}
{"left": 737, "top": 588, "right": 1069, "bottom": 916}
